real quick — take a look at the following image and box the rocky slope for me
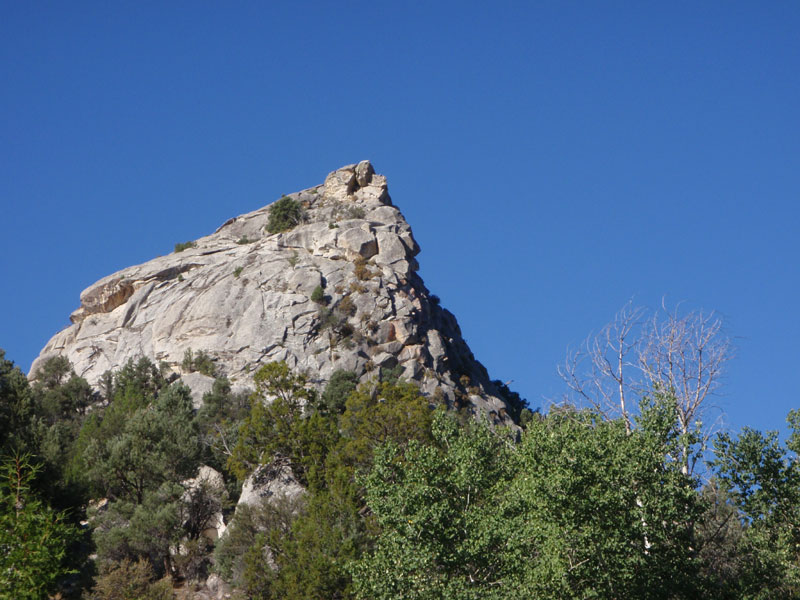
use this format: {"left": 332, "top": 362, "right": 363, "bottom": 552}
{"left": 32, "top": 161, "right": 514, "bottom": 423}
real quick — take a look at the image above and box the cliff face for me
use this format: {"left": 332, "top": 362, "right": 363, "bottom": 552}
{"left": 33, "top": 162, "right": 513, "bottom": 422}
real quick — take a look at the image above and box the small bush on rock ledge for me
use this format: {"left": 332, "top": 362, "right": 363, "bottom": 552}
{"left": 354, "top": 256, "right": 377, "bottom": 281}
{"left": 267, "top": 196, "right": 303, "bottom": 234}
{"left": 311, "top": 284, "right": 326, "bottom": 304}
{"left": 183, "top": 348, "right": 217, "bottom": 377}
{"left": 174, "top": 241, "right": 197, "bottom": 253}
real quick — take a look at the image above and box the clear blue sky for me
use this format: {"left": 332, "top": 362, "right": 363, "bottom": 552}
{"left": 1, "top": 2, "right": 798, "bottom": 438}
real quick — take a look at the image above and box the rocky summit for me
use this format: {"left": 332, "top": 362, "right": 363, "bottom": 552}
{"left": 32, "top": 161, "right": 514, "bottom": 422}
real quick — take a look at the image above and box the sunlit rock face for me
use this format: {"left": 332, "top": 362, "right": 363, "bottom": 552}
{"left": 32, "top": 161, "right": 513, "bottom": 423}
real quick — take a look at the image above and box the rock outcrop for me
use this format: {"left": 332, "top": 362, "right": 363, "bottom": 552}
{"left": 32, "top": 162, "right": 514, "bottom": 423}
{"left": 236, "top": 458, "right": 305, "bottom": 512}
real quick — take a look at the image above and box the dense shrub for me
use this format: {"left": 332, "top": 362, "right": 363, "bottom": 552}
{"left": 267, "top": 196, "right": 303, "bottom": 234}
{"left": 174, "top": 241, "right": 197, "bottom": 253}
{"left": 182, "top": 349, "right": 217, "bottom": 377}
{"left": 0, "top": 454, "right": 80, "bottom": 599}
{"left": 196, "top": 377, "right": 250, "bottom": 493}
{"left": 321, "top": 370, "right": 359, "bottom": 415}
{"left": 89, "top": 558, "right": 172, "bottom": 600}
{"left": 311, "top": 284, "right": 325, "bottom": 304}
{"left": 214, "top": 496, "right": 301, "bottom": 588}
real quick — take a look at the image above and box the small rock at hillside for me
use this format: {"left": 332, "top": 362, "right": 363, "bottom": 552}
{"left": 180, "top": 372, "right": 216, "bottom": 410}
{"left": 236, "top": 458, "right": 305, "bottom": 512}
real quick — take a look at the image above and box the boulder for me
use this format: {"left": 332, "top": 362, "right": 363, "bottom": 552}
{"left": 355, "top": 160, "right": 374, "bottom": 187}
{"left": 236, "top": 458, "right": 305, "bottom": 512}
{"left": 337, "top": 225, "right": 378, "bottom": 259}
{"left": 180, "top": 372, "right": 216, "bottom": 410}
{"left": 375, "top": 231, "right": 411, "bottom": 266}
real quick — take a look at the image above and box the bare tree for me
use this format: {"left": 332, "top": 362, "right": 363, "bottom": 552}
{"left": 559, "top": 300, "right": 733, "bottom": 474}
{"left": 639, "top": 302, "right": 732, "bottom": 473}
{"left": 558, "top": 301, "right": 646, "bottom": 434}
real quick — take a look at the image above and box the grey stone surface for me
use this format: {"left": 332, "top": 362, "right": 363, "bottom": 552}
{"left": 31, "top": 162, "right": 515, "bottom": 425}
{"left": 355, "top": 159, "right": 374, "bottom": 187}
{"left": 180, "top": 372, "right": 216, "bottom": 410}
{"left": 236, "top": 458, "right": 305, "bottom": 512}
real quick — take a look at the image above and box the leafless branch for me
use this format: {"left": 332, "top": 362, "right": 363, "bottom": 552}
{"left": 558, "top": 300, "right": 733, "bottom": 474}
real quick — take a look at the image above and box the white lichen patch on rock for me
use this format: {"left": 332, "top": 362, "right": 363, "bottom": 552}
{"left": 32, "top": 161, "right": 513, "bottom": 424}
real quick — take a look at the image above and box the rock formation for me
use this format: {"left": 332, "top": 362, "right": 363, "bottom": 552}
{"left": 32, "top": 161, "right": 514, "bottom": 423}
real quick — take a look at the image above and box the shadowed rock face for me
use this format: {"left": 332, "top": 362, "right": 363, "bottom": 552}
{"left": 32, "top": 161, "right": 514, "bottom": 423}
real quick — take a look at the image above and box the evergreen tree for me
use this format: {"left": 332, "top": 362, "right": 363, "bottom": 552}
{"left": 712, "top": 410, "right": 800, "bottom": 598}
{"left": 221, "top": 363, "right": 436, "bottom": 598}
{"left": 320, "top": 369, "right": 359, "bottom": 415}
{"left": 86, "top": 380, "right": 202, "bottom": 574}
{"left": 0, "top": 454, "right": 79, "bottom": 600}
{"left": 0, "top": 349, "right": 34, "bottom": 455}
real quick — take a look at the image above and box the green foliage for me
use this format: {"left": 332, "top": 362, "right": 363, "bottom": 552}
{"left": 695, "top": 478, "right": 746, "bottom": 598}
{"left": 351, "top": 412, "right": 515, "bottom": 600}
{"left": 267, "top": 196, "right": 303, "bottom": 234}
{"left": 86, "top": 382, "right": 200, "bottom": 503}
{"left": 339, "top": 379, "right": 433, "bottom": 470}
{"left": 353, "top": 395, "right": 704, "bottom": 600}
{"left": 93, "top": 482, "right": 184, "bottom": 574}
{"left": 213, "top": 495, "right": 301, "bottom": 588}
{"left": 233, "top": 265, "right": 244, "bottom": 278}
{"left": 711, "top": 412, "right": 800, "bottom": 598}
{"left": 221, "top": 363, "right": 435, "bottom": 598}
{"left": 0, "top": 454, "right": 79, "bottom": 600}
{"left": 32, "top": 356, "right": 93, "bottom": 424}
{"left": 316, "top": 306, "right": 352, "bottom": 337}
{"left": 172, "top": 537, "right": 213, "bottom": 583}
{"left": 311, "top": 284, "right": 325, "bottom": 304}
{"left": 81, "top": 377, "right": 201, "bottom": 577}
{"left": 174, "top": 240, "right": 197, "bottom": 252}
{"left": 378, "top": 364, "right": 403, "bottom": 385}
{"left": 509, "top": 397, "right": 703, "bottom": 599}
{"left": 95, "top": 477, "right": 225, "bottom": 582}
{"left": 321, "top": 370, "right": 359, "bottom": 415}
{"left": 287, "top": 250, "right": 300, "bottom": 267}
{"left": 266, "top": 481, "right": 368, "bottom": 599}
{"left": 182, "top": 348, "right": 217, "bottom": 377}
{"left": 196, "top": 377, "right": 250, "bottom": 489}
{"left": 108, "top": 356, "right": 167, "bottom": 409}
{"left": 256, "top": 378, "right": 433, "bottom": 597}
{"left": 0, "top": 349, "right": 35, "bottom": 455}
{"left": 236, "top": 235, "right": 254, "bottom": 244}
{"left": 0, "top": 354, "right": 94, "bottom": 510}
{"left": 228, "top": 362, "right": 319, "bottom": 482}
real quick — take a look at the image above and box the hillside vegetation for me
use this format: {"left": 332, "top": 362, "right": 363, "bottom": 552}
{"left": 2, "top": 345, "right": 800, "bottom": 599}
